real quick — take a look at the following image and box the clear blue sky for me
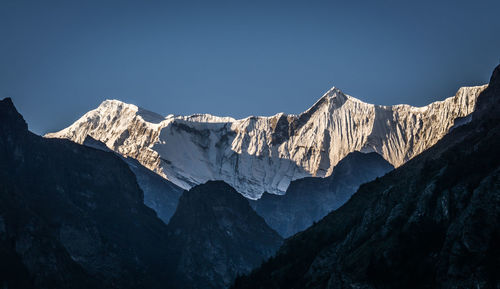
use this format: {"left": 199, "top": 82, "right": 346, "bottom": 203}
{"left": 1, "top": 0, "right": 499, "bottom": 135}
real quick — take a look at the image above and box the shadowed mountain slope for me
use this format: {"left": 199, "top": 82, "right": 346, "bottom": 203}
{"left": 82, "top": 135, "right": 183, "bottom": 224}
{"left": 250, "top": 151, "right": 393, "bottom": 237}
{"left": 167, "top": 181, "right": 283, "bottom": 289}
{"left": 0, "top": 98, "right": 172, "bottom": 289}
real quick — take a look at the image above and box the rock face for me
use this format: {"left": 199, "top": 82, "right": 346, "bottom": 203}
{"left": 0, "top": 98, "right": 172, "bottom": 289}
{"left": 250, "top": 151, "right": 393, "bottom": 237}
{"left": 46, "top": 85, "right": 485, "bottom": 199}
{"left": 166, "top": 181, "right": 283, "bottom": 289}
{"left": 231, "top": 65, "right": 500, "bottom": 289}
{"left": 82, "top": 136, "right": 183, "bottom": 224}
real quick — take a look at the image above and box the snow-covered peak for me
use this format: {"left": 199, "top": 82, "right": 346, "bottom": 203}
{"left": 299, "top": 86, "right": 350, "bottom": 116}
{"left": 97, "top": 99, "right": 140, "bottom": 117}
{"left": 46, "top": 84, "right": 487, "bottom": 199}
{"left": 99, "top": 99, "right": 168, "bottom": 124}
{"left": 181, "top": 114, "right": 236, "bottom": 123}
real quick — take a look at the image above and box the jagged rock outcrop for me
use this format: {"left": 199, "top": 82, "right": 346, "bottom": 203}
{"left": 231, "top": 65, "right": 500, "bottom": 289}
{"left": 250, "top": 151, "right": 393, "bottom": 237}
{"left": 166, "top": 181, "right": 283, "bottom": 289}
{"left": 46, "top": 85, "right": 485, "bottom": 199}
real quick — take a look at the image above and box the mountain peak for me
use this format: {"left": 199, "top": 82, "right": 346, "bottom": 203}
{"left": 473, "top": 64, "right": 500, "bottom": 122}
{"left": 187, "top": 180, "right": 243, "bottom": 200}
{"left": 97, "top": 99, "right": 167, "bottom": 124}
{"left": 0, "top": 96, "right": 14, "bottom": 106}
{"left": 97, "top": 99, "right": 135, "bottom": 111}
{"left": 319, "top": 86, "right": 349, "bottom": 102}
{"left": 490, "top": 63, "right": 500, "bottom": 87}
{"left": 299, "top": 86, "right": 350, "bottom": 118}
{"left": 339, "top": 150, "right": 390, "bottom": 164}
{"left": 0, "top": 97, "right": 28, "bottom": 133}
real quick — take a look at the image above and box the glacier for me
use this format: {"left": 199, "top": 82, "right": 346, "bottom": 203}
{"left": 45, "top": 85, "right": 486, "bottom": 199}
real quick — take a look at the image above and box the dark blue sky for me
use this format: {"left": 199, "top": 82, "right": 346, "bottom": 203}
{"left": 1, "top": 0, "right": 499, "bottom": 135}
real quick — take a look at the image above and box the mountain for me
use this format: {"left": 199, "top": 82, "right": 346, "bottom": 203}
{"left": 0, "top": 98, "right": 172, "bottom": 289}
{"left": 45, "top": 85, "right": 485, "bottom": 199}
{"left": 231, "top": 65, "right": 500, "bottom": 289}
{"left": 166, "top": 181, "right": 283, "bottom": 289}
{"left": 250, "top": 151, "right": 393, "bottom": 237}
{"left": 82, "top": 135, "right": 183, "bottom": 224}
{"left": 126, "top": 156, "right": 183, "bottom": 223}
{"left": 0, "top": 98, "right": 283, "bottom": 289}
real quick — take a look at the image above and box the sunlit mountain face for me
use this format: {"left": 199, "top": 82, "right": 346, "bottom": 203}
{"left": 46, "top": 85, "right": 484, "bottom": 199}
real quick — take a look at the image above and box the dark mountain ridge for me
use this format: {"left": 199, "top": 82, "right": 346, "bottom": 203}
{"left": 82, "top": 135, "right": 183, "bottom": 224}
{"left": 0, "top": 98, "right": 172, "bottom": 289}
{"left": 167, "top": 181, "right": 283, "bottom": 289}
{"left": 251, "top": 151, "right": 393, "bottom": 237}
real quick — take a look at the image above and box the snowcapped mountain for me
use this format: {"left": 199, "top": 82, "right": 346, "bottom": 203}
{"left": 46, "top": 85, "right": 486, "bottom": 199}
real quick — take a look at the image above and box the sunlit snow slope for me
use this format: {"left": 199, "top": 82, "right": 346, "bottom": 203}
{"left": 46, "top": 85, "right": 486, "bottom": 199}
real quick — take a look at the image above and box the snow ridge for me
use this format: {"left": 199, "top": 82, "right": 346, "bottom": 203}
{"left": 46, "top": 85, "right": 486, "bottom": 199}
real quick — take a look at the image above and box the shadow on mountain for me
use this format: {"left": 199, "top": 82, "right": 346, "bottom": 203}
{"left": 137, "top": 107, "right": 165, "bottom": 124}
{"left": 250, "top": 151, "right": 393, "bottom": 237}
{"left": 83, "top": 136, "right": 183, "bottom": 224}
{"left": 153, "top": 118, "right": 312, "bottom": 199}
{"left": 167, "top": 181, "right": 283, "bottom": 289}
{"left": 362, "top": 105, "right": 395, "bottom": 153}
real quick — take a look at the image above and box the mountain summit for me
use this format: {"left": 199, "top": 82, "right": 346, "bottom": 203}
{"left": 46, "top": 85, "right": 485, "bottom": 198}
